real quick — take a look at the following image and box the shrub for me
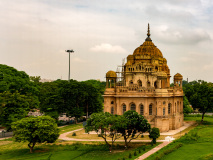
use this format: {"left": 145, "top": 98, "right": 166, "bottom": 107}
{"left": 139, "top": 149, "right": 141, "bottom": 153}
{"left": 72, "top": 132, "right": 77, "bottom": 136}
{"left": 134, "top": 151, "right": 137, "bottom": 156}
{"left": 149, "top": 127, "right": 160, "bottom": 144}
{"left": 129, "top": 153, "right": 132, "bottom": 158}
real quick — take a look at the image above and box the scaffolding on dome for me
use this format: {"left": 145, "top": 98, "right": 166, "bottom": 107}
{"left": 116, "top": 58, "right": 125, "bottom": 87}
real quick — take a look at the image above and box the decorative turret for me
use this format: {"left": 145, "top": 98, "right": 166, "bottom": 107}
{"left": 174, "top": 73, "right": 183, "bottom": 87}
{"left": 106, "top": 70, "right": 117, "bottom": 88}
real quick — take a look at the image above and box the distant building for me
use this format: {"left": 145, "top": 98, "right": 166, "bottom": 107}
{"left": 39, "top": 79, "right": 54, "bottom": 83}
{"left": 28, "top": 109, "right": 44, "bottom": 117}
{"left": 103, "top": 24, "right": 184, "bottom": 132}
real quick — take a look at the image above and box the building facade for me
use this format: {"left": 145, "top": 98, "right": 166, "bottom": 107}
{"left": 103, "top": 24, "right": 184, "bottom": 132}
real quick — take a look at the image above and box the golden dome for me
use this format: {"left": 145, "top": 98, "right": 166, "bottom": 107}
{"left": 133, "top": 24, "right": 163, "bottom": 58}
{"left": 133, "top": 41, "right": 163, "bottom": 58}
{"left": 174, "top": 73, "right": 183, "bottom": 79}
{"left": 174, "top": 73, "right": 182, "bottom": 77}
{"left": 106, "top": 70, "right": 117, "bottom": 78}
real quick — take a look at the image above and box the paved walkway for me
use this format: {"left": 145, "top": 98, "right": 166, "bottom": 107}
{"left": 135, "top": 141, "right": 172, "bottom": 160}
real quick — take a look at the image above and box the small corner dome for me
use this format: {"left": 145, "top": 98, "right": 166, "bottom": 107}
{"left": 106, "top": 70, "right": 117, "bottom": 78}
{"left": 174, "top": 73, "right": 183, "bottom": 79}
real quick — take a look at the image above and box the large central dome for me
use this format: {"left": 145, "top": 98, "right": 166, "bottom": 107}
{"left": 133, "top": 24, "right": 163, "bottom": 58}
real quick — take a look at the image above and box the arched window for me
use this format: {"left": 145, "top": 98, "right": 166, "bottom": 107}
{"left": 122, "top": 104, "right": 126, "bottom": 114}
{"left": 111, "top": 101, "right": 114, "bottom": 104}
{"left": 138, "top": 80, "right": 142, "bottom": 87}
{"left": 149, "top": 104, "right": 153, "bottom": 115}
{"left": 130, "top": 103, "right": 136, "bottom": 111}
{"left": 129, "top": 80, "right": 133, "bottom": 85}
{"left": 147, "top": 81, "right": 151, "bottom": 87}
{"left": 140, "top": 104, "right": 144, "bottom": 115}
{"left": 177, "top": 101, "right": 179, "bottom": 112}
{"left": 154, "top": 81, "right": 157, "bottom": 89}
{"left": 168, "top": 103, "right": 171, "bottom": 114}
{"left": 163, "top": 108, "right": 165, "bottom": 116}
{"left": 111, "top": 107, "right": 114, "bottom": 115}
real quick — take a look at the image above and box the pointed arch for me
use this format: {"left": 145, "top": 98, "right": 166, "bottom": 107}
{"left": 111, "top": 107, "right": 114, "bottom": 115}
{"left": 130, "top": 102, "right": 136, "bottom": 111}
{"left": 138, "top": 79, "right": 142, "bottom": 87}
{"left": 139, "top": 104, "right": 144, "bottom": 115}
{"left": 122, "top": 103, "right": 126, "bottom": 114}
{"left": 149, "top": 104, "right": 153, "bottom": 115}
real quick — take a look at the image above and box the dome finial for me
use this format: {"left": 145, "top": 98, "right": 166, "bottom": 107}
{"left": 147, "top": 23, "right": 150, "bottom": 37}
{"left": 145, "top": 23, "right": 152, "bottom": 41}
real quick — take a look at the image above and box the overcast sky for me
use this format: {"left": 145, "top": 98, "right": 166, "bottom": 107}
{"left": 0, "top": 0, "right": 213, "bottom": 82}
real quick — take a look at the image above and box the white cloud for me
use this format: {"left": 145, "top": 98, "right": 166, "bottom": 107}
{"left": 90, "top": 43, "right": 127, "bottom": 54}
{"left": 72, "top": 57, "right": 86, "bottom": 63}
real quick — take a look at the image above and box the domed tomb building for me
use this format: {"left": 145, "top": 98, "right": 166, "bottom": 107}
{"left": 103, "top": 24, "right": 184, "bottom": 132}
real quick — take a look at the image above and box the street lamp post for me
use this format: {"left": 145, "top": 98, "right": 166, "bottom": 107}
{"left": 65, "top": 50, "right": 74, "bottom": 82}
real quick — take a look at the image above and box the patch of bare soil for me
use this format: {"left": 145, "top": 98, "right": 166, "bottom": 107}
{"left": 0, "top": 141, "right": 12, "bottom": 146}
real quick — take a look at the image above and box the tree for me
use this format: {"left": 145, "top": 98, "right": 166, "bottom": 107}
{"left": 183, "top": 80, "right": 213, "bottom": 122}
{"left": 0, "top": 91, "right": 30, "bottom": 130}
{"left": 12, "top": 116, "right": 59, "bottom": 153}
{"left": 0, "top": 64, "right": 39, "bottom": 128}
{"left": 149, "top": 127, "right": 160, "bottom": 144}
{"left": 183, "top": 96, "right": 193, "bottom": 114}
{"left": 85, "top": 112, "right": 124, "bottom": 151}
{"left": 118, "top": 110, "right": 151, "bottom": 148}
{"left": 39, "top": 80, "right": 103, "bottom": 120}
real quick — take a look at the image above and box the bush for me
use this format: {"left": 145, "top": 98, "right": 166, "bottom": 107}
{"left": 134, "top": 151, "right": 137, "bottom": 156}
{"left": 72, "top": 132, "right": 77, "bottom": 136}
{"left": 139, "top": 149, "right": 141, "bottom": 153}
{"left": 129, "top": 153, "right": 132, "bottom": 158}
{"left": 149, "top": 127, "right": 160, "bottom": 144}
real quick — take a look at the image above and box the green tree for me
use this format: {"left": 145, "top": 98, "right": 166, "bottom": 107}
{"left": 39, "top": 80, "right": 103, "bottom": 120}
{"left": 12, "top": 116, "right": 59, "bottom": 153}
{"left": 183, "top": 80, "right": 213, "bottom": 122}
{"left": 0, "top": 64, "right": 39, "bottom": 128}
{"left": 0, "top": 91, "right": 30, "bottom": 130}
{"left": 183, "top": 96, "right": 193, "bottom": 114}
{"left": 149, "top": 127, "right": 160, "bottom": 144}
{"left": 85, "top": 112, "right": 123, "bottom": 151}
{"left": 118, "top": 110, "right": 151, "bottom": 148}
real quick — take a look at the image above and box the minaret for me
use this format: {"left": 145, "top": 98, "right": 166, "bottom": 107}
{"left": 145, "top": 23, "right": 152, "bottom": 41}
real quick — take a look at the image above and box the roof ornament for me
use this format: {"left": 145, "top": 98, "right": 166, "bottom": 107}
{"left": 145, "top": 23, "right": 152, "bottom": 41}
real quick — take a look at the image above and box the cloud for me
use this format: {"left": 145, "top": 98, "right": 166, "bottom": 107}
{"left": 72, "top": 57, "right": 86, "bottom": 63}
{"left": 90, "top": 43, "right": 127, "bottom": 54}
{"left": 154, "top": 27, "right": 211, "bottom": 45}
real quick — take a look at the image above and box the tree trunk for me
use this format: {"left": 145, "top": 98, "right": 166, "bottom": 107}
{"left": 28, "top": 142, "right": 36, "bottom": 153}
{"left": 201, "top": 112, "right": 205, "bottom": 123}
{"left": 124, "top": 136, "right": 128, "bottom": 149}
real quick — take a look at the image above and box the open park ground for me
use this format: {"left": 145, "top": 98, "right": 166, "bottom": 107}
{"left": 0, "top": 115, "right": 213, "bottom": 160}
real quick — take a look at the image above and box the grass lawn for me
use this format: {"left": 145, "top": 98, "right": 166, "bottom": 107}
{"left": 0, "top": 140, "right": 160, "bottom": 160}
{"left": 59, "top": 123, "right": 83, "bottom": 134}
{"left": 145, "top": 116, "right": 213, "bottom": 160}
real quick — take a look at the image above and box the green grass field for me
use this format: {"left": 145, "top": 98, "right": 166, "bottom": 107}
{"left": 0, "top": 140, "right": 159, "bottom": 160}
{"left": 59, "top": 123, "right": 83, "bottom": 134}
{"left": 146, "top": 116, "right": 213, "bottom": 160}
{"left": 0, "top": 122, "right": 159, "bottom": 160}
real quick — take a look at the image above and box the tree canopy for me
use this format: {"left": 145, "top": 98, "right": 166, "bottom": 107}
{"left": 12, "top": 116, "right": 59, "bottom": 153}
{"left": 0, "top": 64, "right": 39, "bottom": 129}
{"left": 39, "top": 79, "right": 104, "bottom": 120}
{"left": 85, "top": 111, "right": 151, "bottom": 150}
{"left": 183, "top": 80, "right": 213, "bottom": 122}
